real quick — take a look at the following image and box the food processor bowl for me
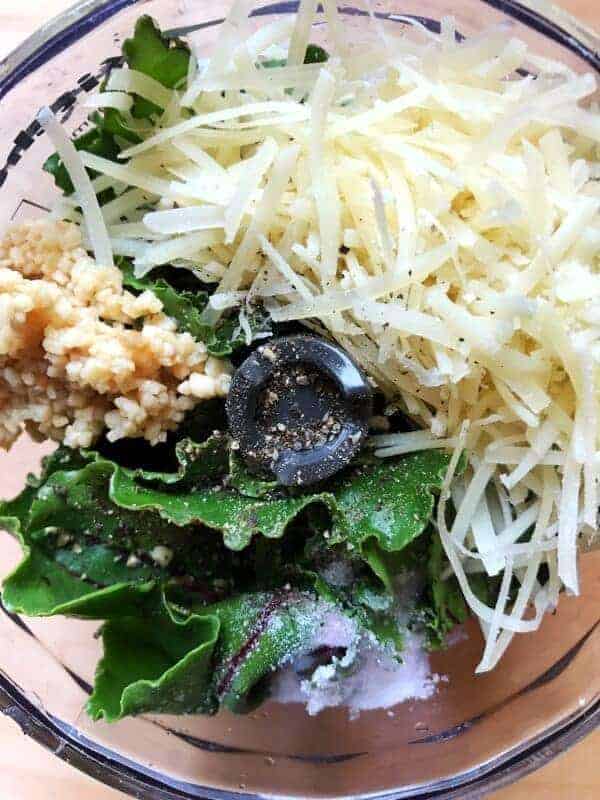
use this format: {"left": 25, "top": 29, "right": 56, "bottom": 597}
{"left": 0, "top": 2, "right": 598, "bottom": 798}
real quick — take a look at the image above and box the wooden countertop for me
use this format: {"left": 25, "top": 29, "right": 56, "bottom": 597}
{"left": 0, "top": 2, "right": 598, "bottom": 799}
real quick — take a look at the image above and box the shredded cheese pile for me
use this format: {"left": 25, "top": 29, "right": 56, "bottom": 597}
{"left": 43, "top": 0, "right": 599, "bottom": 670}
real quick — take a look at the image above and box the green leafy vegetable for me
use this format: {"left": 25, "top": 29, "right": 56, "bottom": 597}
{"left": 229, "top": 451, "right": 279, "bottom": 498}
{"left": 1, "top": 444, "right": 246, "bottom": 618}
{"left": 43, "top": 127, "right": 120, "bottom": 197}
{"left": 361, "top": 538, "right": 396, "bottom": 592}
{"left": 106, "top": 440, "right": 451, "bottom": 555}
{"left": 123, "top": 15, "right": 191, "bottom": 118}
{"left": 118, "top": 258, "right": 271, "bottom": 357}
{"left": 132, "top": 434, "right": 230, "bottom": 488}
{"left": 304, "top": 44, "right": 329, "bottom": 64}
{"left": 89, "top": 598, "right": 219, "bottom": 719}
{"left": 88, "top": 588, "right": 327, "bottom": 721}
{"left": 312, "top": 569, "right": 403, "bottom": 653}
{"left": 0, "top": 436, "right": 460, "bottom": 719}
{"left": 261, "top": 43, "right": 329, "bottom": 70}
{"left": 261, "top": 43, "right": 329, "bottom": 96}
{"left": 111, "top": 462, "right": 320, "bottom": 551}
{"left": 1, "top": 457, "right": 330, "bottom": 721}
{"left": 91, "top": 109, "right": 143, "bottom": 145}
{"left": 328, "top": 453, "right": 451, "bottom": 552}
{"left": 1, "top": 440, "right": 452, "bottom": 607}
{"left": 417, "top": 534, "right": 469, "bottom": 649}
{"left": 43, "top": 16, "right": 189, "bottom": 198}
{"left": 206, "top": 592, "right": 322, "bottom": 713}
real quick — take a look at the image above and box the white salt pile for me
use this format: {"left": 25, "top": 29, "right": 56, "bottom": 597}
{"left": 271, "top": 607, "right": 444, "bottom": 717}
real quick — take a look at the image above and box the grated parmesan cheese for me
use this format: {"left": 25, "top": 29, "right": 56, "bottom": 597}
{"left": 38, "top": 108, "right": 113, "bottom": 268}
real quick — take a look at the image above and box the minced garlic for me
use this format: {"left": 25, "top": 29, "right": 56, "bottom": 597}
{"left": 0, "top": 219, "right": 232, "bottom": 449}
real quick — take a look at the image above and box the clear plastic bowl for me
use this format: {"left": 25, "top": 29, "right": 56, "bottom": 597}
{"left": 0, "top": 2, "right": 598, "bottom": 798}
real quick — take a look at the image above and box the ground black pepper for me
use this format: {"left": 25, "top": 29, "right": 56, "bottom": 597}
{"left": 254, "top": 363, "right": 346, "bottom": 469}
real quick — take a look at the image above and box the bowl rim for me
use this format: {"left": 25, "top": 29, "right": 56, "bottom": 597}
{"left": 0, "top": 1, "right": 598, "bottom": 798}
{"left": 0, "top": 0, "right": 598, "bottom": 100}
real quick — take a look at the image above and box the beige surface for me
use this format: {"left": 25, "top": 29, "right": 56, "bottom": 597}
{"left": 0, "top": 1, "right": 599, "bottom": 799}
